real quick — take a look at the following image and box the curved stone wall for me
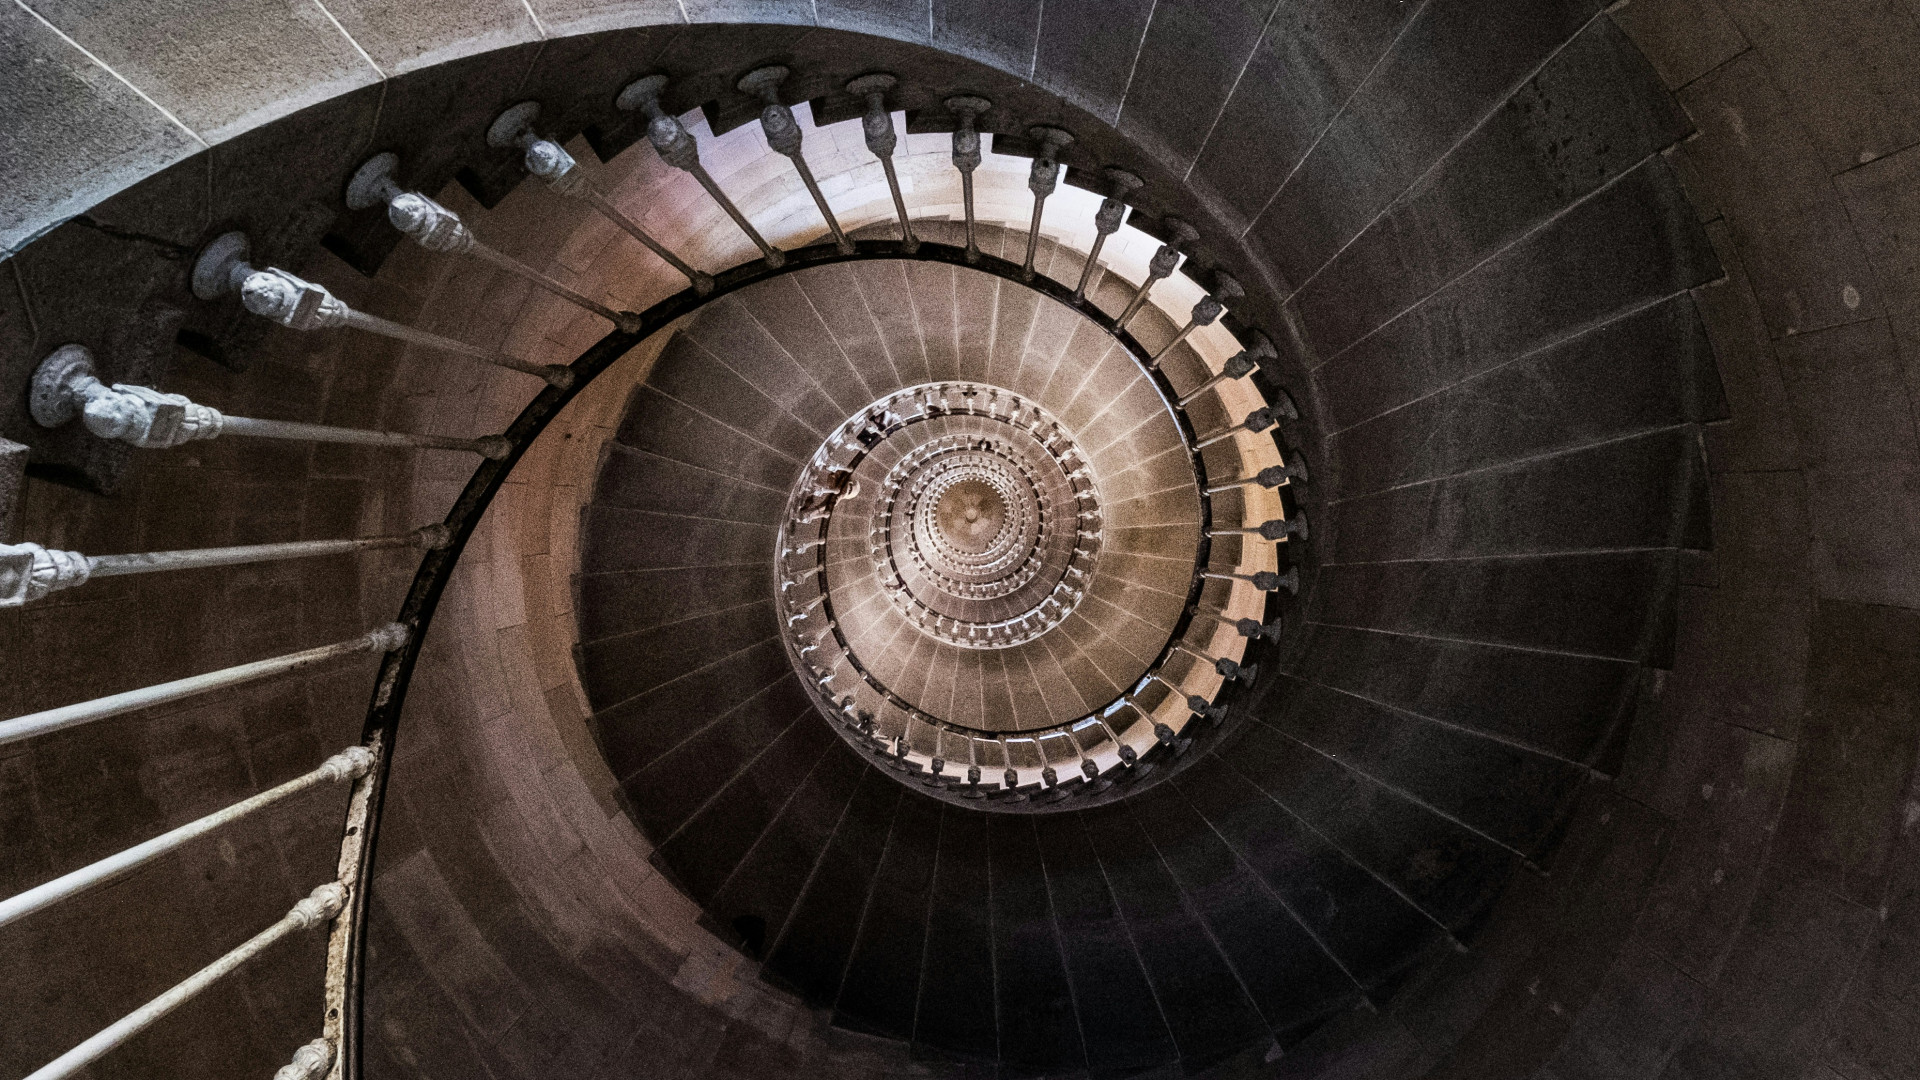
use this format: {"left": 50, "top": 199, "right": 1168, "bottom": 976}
{"left": 0, "top": 2, "right": 1916, "bottom": 1080}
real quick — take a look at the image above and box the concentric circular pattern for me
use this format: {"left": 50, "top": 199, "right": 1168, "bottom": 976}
{"left": 800, "top": 384, "right": 1101, "bottom": 650}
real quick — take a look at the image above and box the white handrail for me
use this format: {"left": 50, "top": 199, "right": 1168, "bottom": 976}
{"left": 24, "top": 883, "right": 347, "bottom": 1080}
{"left": 0, "top": 746, "right": 372, "bottom": 930}
{"left": 0, "top": 624, "right": 408, "bottom": 748}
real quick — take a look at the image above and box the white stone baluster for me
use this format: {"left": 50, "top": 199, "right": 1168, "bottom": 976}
{"left": 342, "top": 154, "right": 641, "bottom": 332}
{"left": 31, "top": 346, "right": 509, "bottom": 459}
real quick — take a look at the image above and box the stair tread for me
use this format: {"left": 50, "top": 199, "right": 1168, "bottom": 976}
{"left": 912, "top": 805, "right": 998, "bottom": 1063}
{"left": 764, "top": 769, "right": 903, "bottom": 1003}
{"left": 1032, "top": 812, "right": 1180, "bottom": 1075}
{"left": 987, "top": 814, "right": 1085, "bottom": 1073}
{"left": 833, "top": 790, "right": 943, "bottom": 1038}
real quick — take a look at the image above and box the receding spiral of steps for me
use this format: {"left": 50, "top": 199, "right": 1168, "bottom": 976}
{"left": 13, "top": 5, "right": 1868, "bottom": 1078}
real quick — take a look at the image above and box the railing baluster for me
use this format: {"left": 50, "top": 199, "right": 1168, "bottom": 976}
{"left": 485, "top": 103, "right": 715, "bottom": 295}
{"left": 1195, "top": 404, "right": 1281, "bottom": 449}
{"left": 1209, "top": 516, "right": 1309, "bottom": 542}
{"left": 1172, "top": 641, "right": 1259, "bottom": 684}
{"left": 616, "top": 74, "right": 785, "bottom": 268}
{"left": 1148, "top": 673, "right": 1229, "bottom": 725}
{"left": 1191, "top": 607, "right": 1285, "bottom": 642}
{"left": 1203, "top": 567, "right": 1301, "bottom": 594}
{"left": 946, "top": 96, "right": 992, "bottom": 263}
{"left": 1204, "top": 462, "right": 1309, "bottom": 495}
{"left": 192, "top": 232, "right": 573, "bottom": 387}
{"left": 1095, "top": 715, "right": 1139, "bottom": 768}
{"left": 1177, "top": 333, "right": 1273, "bottom": 406}
{"left": 0, "top": 746, "right": 373, "bottom": 929}
{"left": 342, "top": 154, "right": 641, "bottom": 331}
{"left": 1074, "top": 168, "right": 1143, "bottom": 303}
{"left": 1116, "top": 217, "right": 1198, "bottom": 326}
{"left": 1022, "top": 126, "right": 1075, "bottom": 280}
{"left": 848, "top": 73, "right": 918, "bottom": 253}
{"left": 739, "top": 66, "right": 854, "bottom": 255}
{"left": 31, "top": 345, "right": 508, "bottom": 459}
{"left": 2, "top": 524, "right": 449, "bottom": 608}
{"left": 22, "top": 883, "right": 347, "bottom": 1080}
{"left": 0, "top": 623, "right": 409, "bottom": 748}
{"left": 1140, "top": 695, "right": 1191, "bottom": 752}
{"left": 1149, "top": 273, "right": 1242, "bottom": 367}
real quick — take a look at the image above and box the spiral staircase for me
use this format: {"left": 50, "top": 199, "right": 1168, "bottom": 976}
{"left": 4, "top": 4, "right": 1920, "bottom": 1080}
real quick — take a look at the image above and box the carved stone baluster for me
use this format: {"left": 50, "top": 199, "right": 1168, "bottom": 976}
{"left": 1116, "top": 217, "right": 1198, "bottom": 326}
{"left": 343, "top": 154, "right": 641, "bottom": 331}
{"left": 1, "top": 523, "right": 449, "bottom": 608}
{"left": 1074, "top": 168, "right": 1143, "bottom": 303}
{"left": 847, "top": 73, "right": 917, "bottom": 253}
{"left": 1195, "top": 404, "right": 1281, "bottom": 449}
{"left": 1177, "top": 332, "right": 1275, "bottom": 406}
{"left": 946, "top": 96, "right": 992, "bottom": 263}
{"left": 1149, "top": 273, "right": 1243, "bottom": 367}
{"left": 1191, "top": 607, "right": 1286, "bottom": 642}
{"left": 1171, "top": 641, "right": 1259, "bottom": 684}
{"left": 1203, "top": 461, "right": 1308, "bottom": 495}
{"left": 617, "top": 74, "right": 785, "bottom": 267}
{"left": 192, "top": 231, "right": 572, "bottom": 387}
{"left": 1021, "top": 126, "right": 1075, "bottom": 280}
{"left": 31, "top": 346, "right": 509, "bottom": 459}
{"left": 1207, "top": 516, "right": 1309, "bottom": 542}
{"left": 487, "top": 102, "right": 714, "bottom": 295}
{"left": 739, "top": 66, "right": 853, "bottom": 255}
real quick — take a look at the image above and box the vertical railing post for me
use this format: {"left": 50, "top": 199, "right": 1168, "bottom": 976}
{"left": 1074, "top": 168, "right": 1143, "bottom": 303}
{"left": 30, "top": 347, "right": 509, "bottom": 459}
{"left": 20, "top": 883, "right": 347, "bottom": 1080}
{"left": 2, "top": 524, "right": 448, "bottom": 608}
{"left": 1172, "top": 641, "right": 1258, "bottom": 684}
{"left": 1150, "top": 273, "right": 1242, "bottom": 367}
{"left": 1177, "top": 332, "right": 1274, "bottom": 406}
{"left": 617, "top": 74, "right": 785, "bottom": 267}
{"left": 343, "top": 154, "right": 642, "bottom": 332}
{"left": 1191, "top": 607, "right": 1284, "bottom": 641}
{"left": 1117, "top": 217, "right": 1199, "bottom": 326}
{"left": 946, "top": 96, "right": 992, "bottom": 263}
{"left": 739, "top": 66, "right": 853, "bottom": 255}
{"left": 191, "top": 232, "right": 572, "bottom": 386}
{"left": 1195, "top": 404, "right": 1281, "bottom": 449}
{"left": 486, "top": 101, "right": 714, "bottom": 294}
{"left": 848, "top": 73, "right": 918, "bottom": 253}
{"left": 1022, "top": 126, "right": 1075, "bottom": 280}
{"left": 1208, "top": 517, "right": 1308, "bottom": 542}
{"left": 1202, "top": 567, "right": 1300, "bottom": 594}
